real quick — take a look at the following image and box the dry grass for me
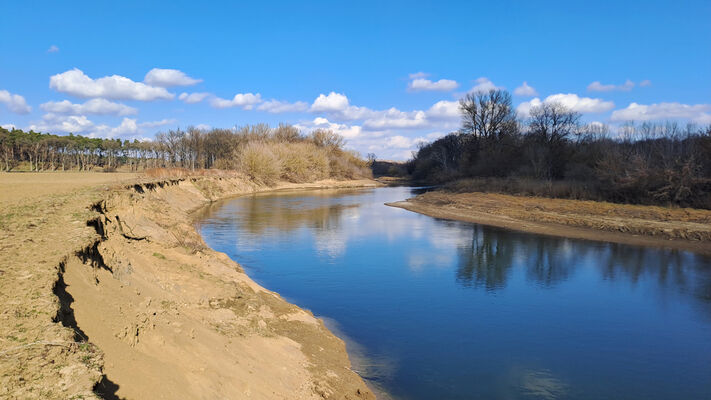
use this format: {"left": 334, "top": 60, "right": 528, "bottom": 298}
{"left": 235, "top": 141, "right": 371, "bottom": 185}
{"left": 443, "top": 177, "right": 601, "bottom": 200}
{"left": 411, "top": 190, "right": 711, "bottom": 242}
{"left": 0, "top": 172, "right": 139, "bottom": 206}
{"left": 143, "top": 167, "right": 236, "bottom": 179}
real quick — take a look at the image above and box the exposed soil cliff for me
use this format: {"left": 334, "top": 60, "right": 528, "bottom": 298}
{"left": 1, "top": 173, "right": 377, "bottom": 399}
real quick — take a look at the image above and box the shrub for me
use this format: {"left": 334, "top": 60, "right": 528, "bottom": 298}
{"left": 237, "top": 142, "right": 282, "bottom": 185}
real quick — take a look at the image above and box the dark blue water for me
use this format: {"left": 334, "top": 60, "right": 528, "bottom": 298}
{"left": 197, "top": 187, "right": 711, "bottom": 400}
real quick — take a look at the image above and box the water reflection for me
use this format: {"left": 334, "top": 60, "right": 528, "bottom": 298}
{"left": 198, "top": 186, "right": 711, "bottom": 400}
{"left": 518, "top": 369, "right": 569, "bottom": 400}
{"left": 453, "top": 222, "right": 711, "bottom": 309}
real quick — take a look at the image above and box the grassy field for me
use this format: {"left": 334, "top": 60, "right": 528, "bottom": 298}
{"left": 0, "top": 172, "right": 139, "bottom": 206}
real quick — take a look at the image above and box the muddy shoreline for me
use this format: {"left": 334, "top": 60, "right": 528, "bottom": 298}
{"left": 388, "top": 191, "right": 711, "bottom": 256}
{"left": 1, "top": 173, "right": 379, "bottom": 399}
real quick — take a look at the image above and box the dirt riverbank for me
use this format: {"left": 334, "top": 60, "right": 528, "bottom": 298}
{"left": 0, "top": 172, "right": 378, "bottom": 399}
{"left": 388, "top": 191, "right": 711, "bottom": 256}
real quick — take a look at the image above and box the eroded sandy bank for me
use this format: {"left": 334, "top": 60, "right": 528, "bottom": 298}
{"left": 388, "top": 191, "right": 711, "bottom": 256}
{"left": 0, "top": 173, "right": 378, "bottom": 399}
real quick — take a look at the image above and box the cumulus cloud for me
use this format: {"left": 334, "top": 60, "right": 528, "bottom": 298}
{"left": 310, "top": 92, "right": 350, "bottom": 112}
{"left": 0, "top": 90, "right": 32, "bottom": 114}
{"left": 587, "top": 79, "right": 635, "bottom": 92}
{"left": 639, "top": 80, "right": 652, "bottom": 87}
{"left": 178, "top": 92, "right": 211, "bottom": 104}
{"left": 40, "top": 99, "right": 137, "bottom": 116}
{"left": 210, "top": 93, "right": 262, "bottom": 109}
{"left": 307, "top": 91, "right": 461, "bottom": 131}
{"left": 610, "top": 102, "right": 711, "bottom": 124}
{"left": 384, "top": 135, "right": 427, "bottom": 149}
{"left": 29, "top": 113, "right": 175, "bottom": 138}
{"left": 514, "top": 81, "right": 538, "bottom": 97}
{"left": 363, "top": 109, "right": 428, "bottom": 129}
{"left": 408, "top": 72, "right": 429, "bottom": 79}
{"left": 138, "top": 118, "right": 176, "bottom": 128}
{"left": 47, "top": 45, "right": 59, "bottom": 53}
{"left": 1, "top": 124, "right": 17, "bottom": 130}
{"left": 308, "top": 92, "right": 376, "bottom": 121}
{"left": 469, "top": 77, "right": 500, "bottom": 93}
{"left": 29, "top": 113, "right": 94, "bottom": 133}
{"left": 407, "top": 74, "right": 459, "bottom": 92}
{"left": 93, "top": 118, "right": 173, "bottom": 137}
{"left": 257, "top": 99, "right": 309, "bottom": 113}
{"left": 426, "top": 100, "right": 460, "bottom": 120}
{"left": 50, "top": 68, "right": 174, "bottom": 101}
{"left": 297, "top": 117, "right": 363, "bottom": 139}
{"left": 517, "top": 93, "right": 615, "bottom": 117}
{"left": 144, "top": 68, "right": 202, "bottom": 87}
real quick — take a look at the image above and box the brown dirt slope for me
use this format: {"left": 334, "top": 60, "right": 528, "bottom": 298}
{"left": 388, "top": 191, "right": 711, "bottom": 255}
{"left": 1, "top": 172, "right": 377, "bottom": 400}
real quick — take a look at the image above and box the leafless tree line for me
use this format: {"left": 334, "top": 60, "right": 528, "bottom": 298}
{"left": 0, "top": 123, "right": 367, "bottom": 179}
{"left": 409, "top": 89, "right": 711, "bottom": 208}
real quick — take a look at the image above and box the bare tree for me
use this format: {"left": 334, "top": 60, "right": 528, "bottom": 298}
{"left": 526, "top": 102, "right": 580, "bottom": 179}
{"left": 459, "top": 89, "right": 518, "bottom": 140}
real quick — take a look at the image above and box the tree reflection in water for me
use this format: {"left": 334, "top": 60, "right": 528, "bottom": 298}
{"left": 455, "top": 222, "right": 711, "bottom": 313}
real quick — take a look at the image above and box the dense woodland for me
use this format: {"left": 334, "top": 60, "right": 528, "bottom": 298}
{"left": 408, "top": 89, "right": 711, "bottom": 209}
{"left": 0, "top": 124, "right": 370, "bottom": 183}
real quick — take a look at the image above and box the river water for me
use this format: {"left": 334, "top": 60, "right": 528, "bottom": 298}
{"left": 196, "top": 186, "right": 711, "bottom": 400}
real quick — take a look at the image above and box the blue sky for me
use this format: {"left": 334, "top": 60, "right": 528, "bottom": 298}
{"left": 1, "top": 0, "right": 709, "bottom": 159}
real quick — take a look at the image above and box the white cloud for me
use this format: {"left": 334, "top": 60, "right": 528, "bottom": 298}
{"left": 308, "top": 92, "right": 377, "bottom": 121}
{"left": 40, "top": 99, "right": 137, "bottom": 116}
{"left": 47, "top": 45, "right": 59, "bottom": 53}
{"left": 257, "top": 99, "right": 309, "bottom": 113}
{"left": 138, "top": 118, "right": 176, "bottom": 128}
{"left": 194, "top": 124, "right": 211, "bottom": 130}
{"left": 291, "top": 118, "right": 363, "bottom": 145}
{"left": 50, "top": 69, "right": 174, "bottom": 101}
{"left": 305, "top": 117, "right": 362, "bottom": 139}
{"left": 93, "top": 118, "right": 175, "bottom": 137}
{"left": 408, "top": 76, "right": 459, "bottom": 92}
{"left": 514, "top": 81, "right": 538, "bottom": 97}
{"left": 546, "top": 93, "right": 615, "bottom": 113}
{"left": 469, "top": 77, "right": 500, "bottom": 93}
{"left": 310, "top": 92, "right": 350, "bottom": 112}
{"left": 103, "top": 118, "right": 139, "bottom": 136}
{"left": 610, "top": 102, "right": 711, "bottom": 124}
{"left": 178, "top": 92, "right": 211, "bottom": 104}
{"left": 426, "top": 100, "right": 460, "bottom": 120}
{"left": 210, "top": 93, "right": 262, "bottom": 109}
{"left": 1, "top": 124, "right": 16, "bottom": 130}
{"left": 29, "top": 113, "right": 94, "bottom": 133}
{"left": 29, "top": 113, "right": 175, "bottom": 138}
{"left": 307, "top": 91, "right": 462, "bottom": 132}
{"left": 408, "top": 72, "right": 429, "bottom": 79}
{"left": 0, "top": 90, "right": 32, "bottom": 114}
{"left": 516, "top": 98, "right": 543, "bottom": 117}
{"left": 363, "top": 109, "right": 428, "bottom": 129}
{"left": 144, "top": 68, "right": 202, "bottom": 87}
{"left": 639, "top": 80, "right": 652, "bottom": 87}
{"left": 385, "top": 135, "right": 426, "bottom": 149}
{"left": 587, "top": 79, "right": 635, "bottom": 92}
{"left": 517, "top": 93, "right": 615, "bottom": 117}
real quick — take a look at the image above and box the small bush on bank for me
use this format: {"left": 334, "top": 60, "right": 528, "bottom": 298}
{"left": 238, "top": 142, "right": 282, "bottom": 185}
{"left": 443, "top": 178, "right": 601, "bottom": 201}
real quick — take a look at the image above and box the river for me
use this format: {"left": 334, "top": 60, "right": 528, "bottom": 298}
{"left": 197, "top": 186, "right": 711, "bottom": 400}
